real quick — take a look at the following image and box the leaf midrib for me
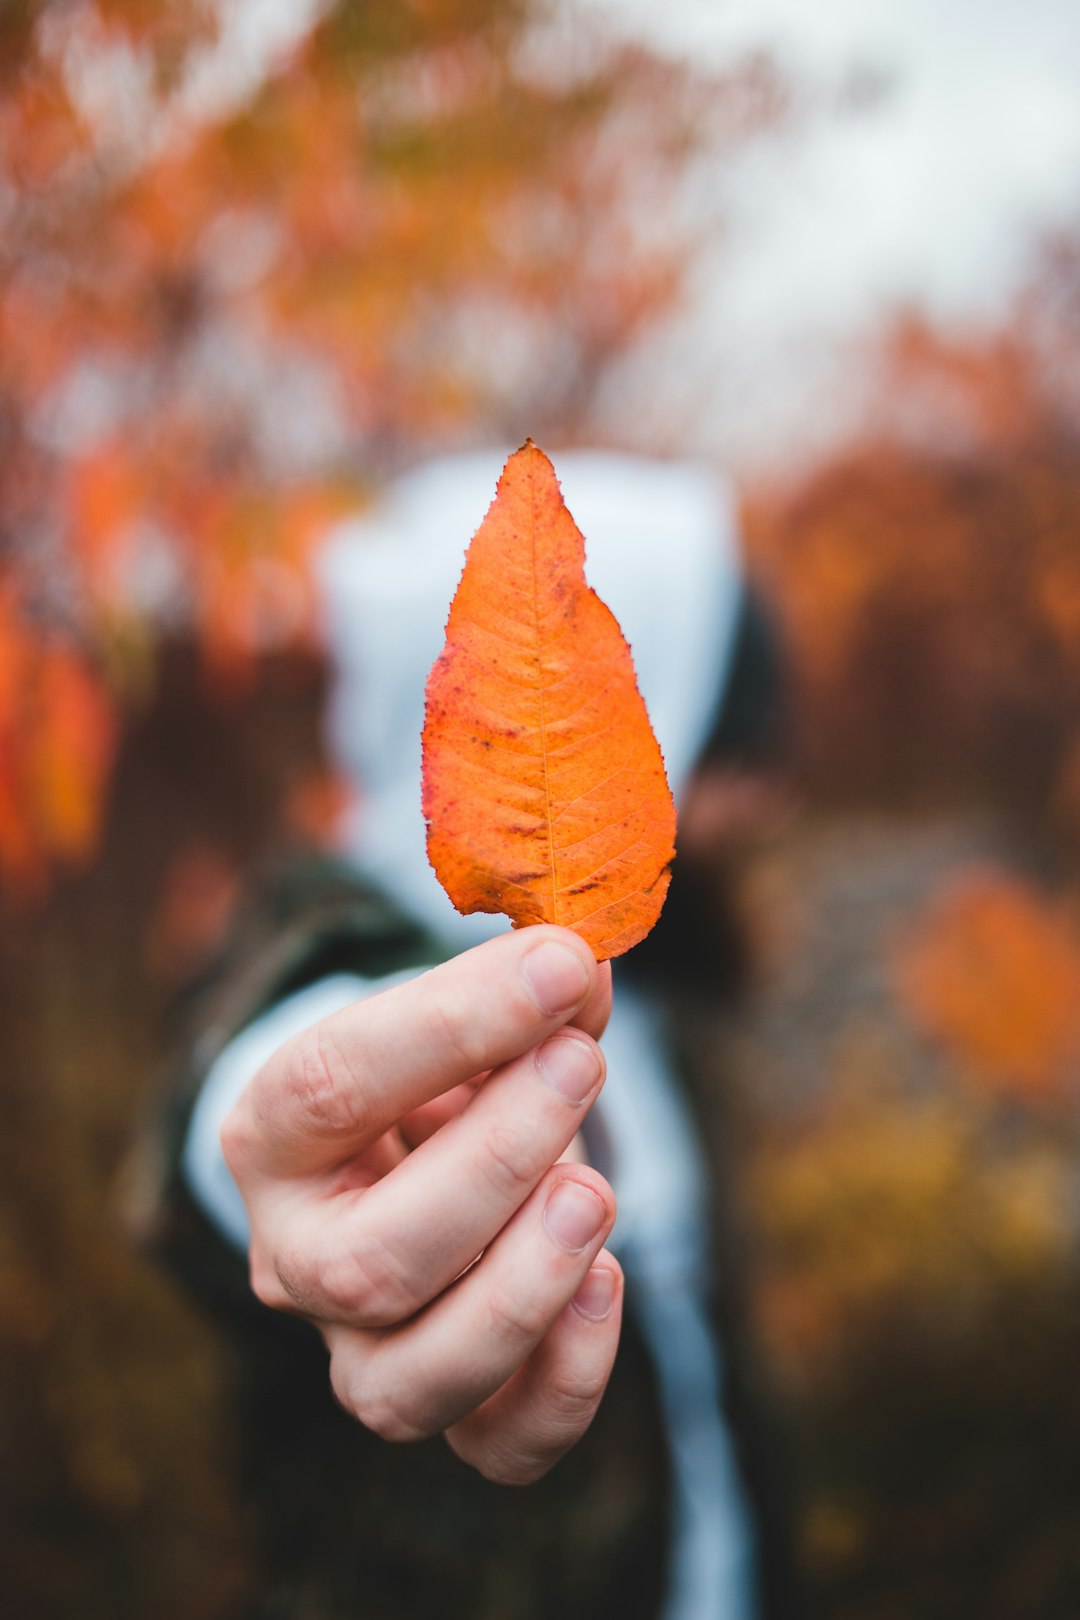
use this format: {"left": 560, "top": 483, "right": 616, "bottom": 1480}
{"left": 528, "top": 468, "right": 559, "bottom": 926}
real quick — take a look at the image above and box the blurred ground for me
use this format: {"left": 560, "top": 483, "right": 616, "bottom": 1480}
{"left": 697, "top": 811, "right": 1080, "bottom": 1619}
{"left": 5, "top": 648, "right": 1080, "bottom": 1618}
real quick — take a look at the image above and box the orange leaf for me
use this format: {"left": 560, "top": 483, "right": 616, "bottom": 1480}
{"left": 421, "top": 442, "right": 676, "bottom": 960}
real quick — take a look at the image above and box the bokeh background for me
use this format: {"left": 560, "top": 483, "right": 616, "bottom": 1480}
{"left": 3, "top": 1, "right": 1080, "bottom": 1616}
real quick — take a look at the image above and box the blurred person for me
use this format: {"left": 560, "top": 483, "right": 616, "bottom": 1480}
{"left": 141, "top": 451, "right": 791, "bottom": 1620}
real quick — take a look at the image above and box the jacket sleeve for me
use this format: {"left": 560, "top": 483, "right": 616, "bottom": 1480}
{"left": 127, "top": 856, "right": 437, "bottom": 1323}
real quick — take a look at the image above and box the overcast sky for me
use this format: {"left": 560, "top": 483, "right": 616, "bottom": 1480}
{"left": 585, "top": 0, "right": 1080, "bottom": 467}
{"left": 189, "top": 0, "right": 1080, "bottom": 470}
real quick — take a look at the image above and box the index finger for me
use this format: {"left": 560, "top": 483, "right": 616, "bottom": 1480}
{"left": 227, "top": 926, "right": 609, "bottom": 1179}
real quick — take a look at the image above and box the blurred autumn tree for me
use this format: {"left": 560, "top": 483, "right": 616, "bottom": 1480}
{"left": 744, "top": 241, "right": 1080, "bottom": 822}
{"left": 0, "top": 0, "right": 776, "bottom": 893}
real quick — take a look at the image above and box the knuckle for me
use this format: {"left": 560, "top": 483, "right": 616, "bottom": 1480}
{"left": 328, "top": 1350, "right": 362, "bottom": 1419}
{"left": 481, "top": 1120, "right": 541, "bottom": 1203}
{"left": 356, "top": 1392, "right": 430, "bottom": 1446}
{"left": 330, "top": 1359, "right": 429, "bottom": 1444}
{"left": 249, "top": 1252, "right": 292, "bottom": 1313}
{"left": 314, "top": 1236, "right": 413, "bottom": 1328}
{"left": 472, "top": 1448, "right": 549, "bottom": 1488}
{"left": 487, "top": 1279, "right": 551, "bottom": 1352}
{"left": 219, "top": 1102, "right": 256, "bottom": 1177}
{"left": 330, "top": 1347, "right": 359, "bottom": 1412}
{"left": 428, "top": 988, "right": 488, "bottom": 1077}
{"left": 282, "top": 1022, "right": 369, "bottom": 1137}
{"left": 316, "top": 1247, "right": 376, "bottom": 1320}
{"left": 545, "top": 1364, "right": 605, "bottom": 1429}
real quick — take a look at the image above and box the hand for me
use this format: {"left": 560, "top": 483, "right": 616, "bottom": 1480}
{"left": 220, "top": 925, "right": 622, "bottom": 1485}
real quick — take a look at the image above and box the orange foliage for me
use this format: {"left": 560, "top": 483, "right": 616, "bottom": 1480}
{"left": 0, "top": 0, "right": 739, "bottom": 889}
{"left": 67, "top": 444, "right": 146, "bottom": 602}
{"left": 744, "top": 301, "right": 1080, "bottom": 813}
{"left": 894, "top": 868, "right": 1080, "bottom": 1105}
{"left": 422, "top": 445, "right": 675, "bottom": 958}
{"left": 0, "top": 583, "right": 118, "bottom": 891}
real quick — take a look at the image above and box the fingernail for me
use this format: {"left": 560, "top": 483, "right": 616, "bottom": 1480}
{"left": 572, "top": 1266, "right": 617, "bottom": 1321}
{"left": 543, "top": 1180, "right": 607, "bottom": 1252}
{"left": 521, "top": 941, "right": 590, "bottom": 1016}
{"left": 537, "top": 1037, "right": 600, "bottom": 1105}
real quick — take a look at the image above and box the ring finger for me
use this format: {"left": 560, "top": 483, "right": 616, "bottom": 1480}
{"left": 324, "top": 1163, "right": 616, "bottom": 1443}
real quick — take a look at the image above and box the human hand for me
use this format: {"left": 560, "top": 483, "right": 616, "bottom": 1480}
{"left": 220, "top": 925, "right": 621, "bottom": 1485}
